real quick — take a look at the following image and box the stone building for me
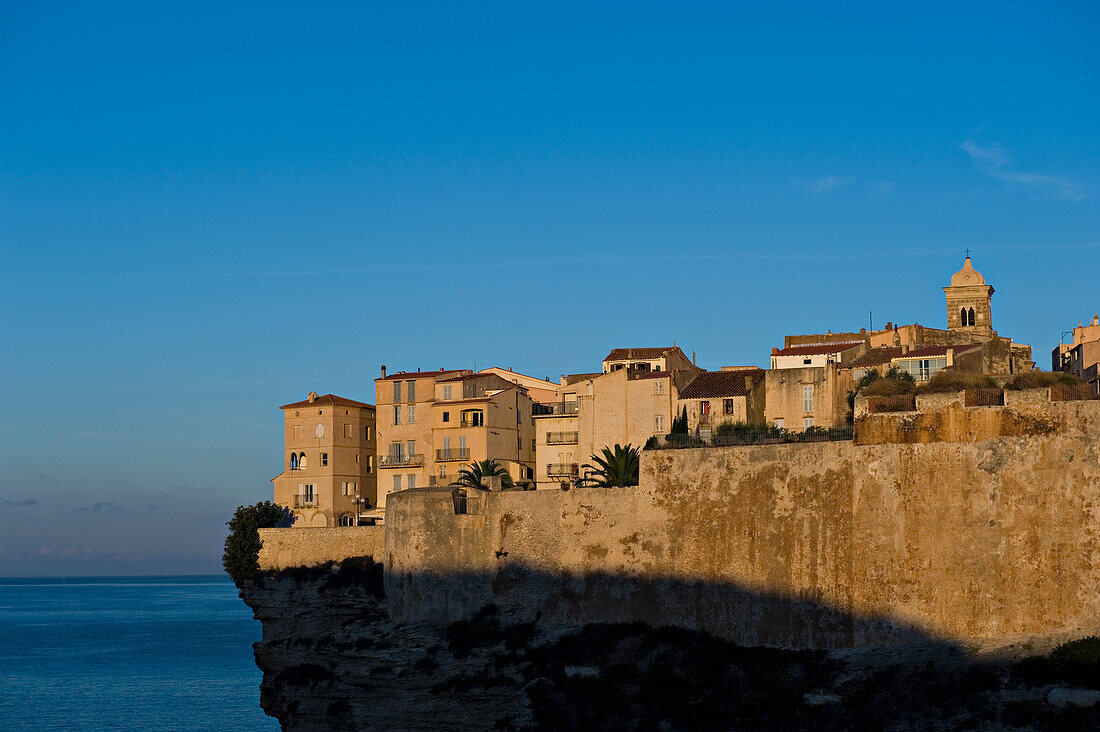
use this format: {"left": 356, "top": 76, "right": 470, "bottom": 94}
{"left": 533, "top": 347, "right": 700, "bottom": 489}
{"left": 676, "top": 367, "right": 766, "bottom": 439}
{"left": 375, "top": 367, "right": 539, "bottom": 498}
{"left": 765, "top": 342, "right": 865, "bottom": 429}
{"left": 272, "top": 393, "right": 377, "bottom": 527}
{"left": 1053, "top": 313, "right": 1100, "bottom": 396}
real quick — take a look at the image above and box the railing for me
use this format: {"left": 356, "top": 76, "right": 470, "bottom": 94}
{"left": 436, "top": 447, "right": 470, "bottom": 462}
{"left": 546, "top": 431, "right": 579, "bottom": 445}
{"left": 379, "top": 453, "right": 425, "bottom": 467}
{"left": 546, "top": 462, "right": 579, "bottom": 477}
{"left": 534, "top": 401, "right": 579, "bottom": 416}
{"left": 293, "top": 495, "right": 317, "bottom": 508}
{"left": 965, "top": 388, "right": 1005, "bottom": 407}
{"left": 867, "top": 394, "right": 917, "bottom": 413}
{"left": 1050, "top": 383, "right": 1097, "bottom": 402}
{"left": 459, "top": 418, "right": 484, "bottom": 428}
{"left": 697, "top": 414, "right": 712, "bottom": 426}
{"left": 655, "top": 426, "right": 854, "bottom": 449}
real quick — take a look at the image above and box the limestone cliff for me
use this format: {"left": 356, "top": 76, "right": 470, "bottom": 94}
{"left": 240, "top": 559, "right": 1100, "bottom": 731}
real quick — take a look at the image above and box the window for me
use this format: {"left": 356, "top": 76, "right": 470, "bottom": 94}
{"left": 293, "top": 425, "right": 301, "bottom": 439}
{"left": 393, "top": 475, "right": 401, "bottom": 493}
{"left": 774, "top": 418, "right": 785, "bottom": 429}
{"left": 393, "top": 405, "right": 401, "bottom": 425}
{"left": 321, "top": 453, "right": 328, "bottom": 466}
{"left": 393, "top": 382, "right": 401, "bottom": 402}
{"left": 406, "top": 440, "right": 415, "bottom": 459}
{"left": 960, "top": 307, "right": 968, "bottom": 326}
{"left": 442, "top": 435, "right": 451, "bottom": 451}
{"left": 653, "top": 381, "right": 663, "bottom": 395}
{"left": 464, "top": 410, "right": 484, "bottom": 426}
{"left": 443, "top": 384, "right": 453, "bottom": 400}
{"left": 342, "top": 482, "right": 349, "bottom": 496}
{"left": 655, "top": 415, "right": 664, "bottom": 431}
{"left": 407, "top": 380, "right": 416, "bottom": 402}
{"left": 289, "top": 454, "right": 298, "bottom": 470}
{"left": 517, "top": 436, "right": 522, "bottom": 450}
{"left": 304, "top": 484, "right": 315, "bottom": 501}
{"left": 723, "top": 399, "right": 735, "bottom": 415}
{"left": 339, "top": 514, "right": 353, "bottom": 526}
{"left": 344, "top": 423, "right": 351, "bottom": 439}
{"left": 366, "top": 456, "right": 374, "bottom": 473}
{"left": 298, "top": 452, "right": 307, "bottom": 468}
{"left": 802, "top": 384, "right": 814, "bottom": 413}
{"left": 406, "top": 474, "right": 416, "bottom": 490}
{"left": 968, "top": 307, "right": 976, "bottom": 326}
{"left": 408, "top": 404, "right": 416, "bottom": 424}
{"left": 701, "top": 401, "right": 710, "bottom": 415}
{"left": 459, "top": 435, "right": 467, "bottom": 452}
{"left": 442, "top": 411, "right": 449, "bottom": 422}
{"left": 389, "top": 442, "right": 404, "bottom": 460}
{"left": 803, "top": 417, "right": 814, "bottom": 429}
{"left": 532, "top": 438, "right": 536, "bottom": 450}
{"left": 803, "top": 358, "right": 812, "bottom": 365}
{"left": 364, "top": 425, "right": 372, "bottom": 441}
{"left": 315, "top": 423, "right": 325, "bottom": 438}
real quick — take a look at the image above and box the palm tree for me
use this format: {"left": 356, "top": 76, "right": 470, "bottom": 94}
{"left": 452, "top": 459, "right": 515, "bottom": 491}
{"left": 582, "top": 444, "right": 640, "bottom": 488}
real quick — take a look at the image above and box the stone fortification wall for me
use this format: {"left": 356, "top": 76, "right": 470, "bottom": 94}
{"left": 258, "top": 526, "right": 384, "bottom": 570}
{"left": 384, "top": 398, "right": 1100, "bottom": 648}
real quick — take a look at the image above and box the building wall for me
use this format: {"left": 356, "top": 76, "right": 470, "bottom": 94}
{"left": 764, "top": 364, "right": 851, "bottom": 429}
{"left": 382, "top": 397, "right": 1100, "bottom": 648}
{"left": 258, "top": 526, "right": 384, "bottom": 570}
{"left": 273, "top": 403, "right": 376, "bottom": 527}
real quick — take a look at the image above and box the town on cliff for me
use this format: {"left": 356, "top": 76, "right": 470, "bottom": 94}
{"left": 269, "top": 256, "right": 1099, "bottom": 528}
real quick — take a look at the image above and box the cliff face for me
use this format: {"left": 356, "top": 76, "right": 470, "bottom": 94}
{"left": 239, "top": 560, "right": 1100, "bottom": 731}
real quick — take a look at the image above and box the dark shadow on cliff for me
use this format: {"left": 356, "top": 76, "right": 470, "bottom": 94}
{"left": 241, "top": 559, "right": 1100, "bottom": 731}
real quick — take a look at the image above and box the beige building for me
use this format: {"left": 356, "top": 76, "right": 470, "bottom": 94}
{"left": 1053, "top": 314, "right": 1100, "bottom": 396}
{"left": 676, "top": 367, "right": 766, "bottom": 438}
{"left": 765, "top": 342, "right": 865, "bottom": 429}
{"left": 534, "top": 347, "right": 700, "bottom": 489}
{"left": 272, "top": 392, "right": 377, "bottom": 527}
{"left": 375, "top": 367, "right": 538, "bottom": 496}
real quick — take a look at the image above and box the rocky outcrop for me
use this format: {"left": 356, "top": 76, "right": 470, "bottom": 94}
{"left": 239, "top": 559, "right": 1100, "bottom": 731}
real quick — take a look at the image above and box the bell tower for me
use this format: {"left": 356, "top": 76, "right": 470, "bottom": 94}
{"left": 943, "top": 255, "right": 994, "bottom": 336}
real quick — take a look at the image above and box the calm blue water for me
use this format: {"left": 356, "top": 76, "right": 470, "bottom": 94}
{"left": 0, "top": 575, "right": 278, "bottom": 731}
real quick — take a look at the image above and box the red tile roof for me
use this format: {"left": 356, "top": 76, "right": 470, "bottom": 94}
{"left": 679, "top": 369, "right": 765, "bottom": 399}
{"left": 847, "top": 347, "right": 904, "bottom": 368}
{"left": 376, "top": 369, "right": 469, "bottom": 381}
{"left": 280, "top": 394, "right": 375, "bottom": 410}
{"left": 773, "top": 341, "right": 864, "bottom": 357}
{"left": 896, "top": 343, "right": 982, "bottom": 359}
{"left": 603, "top": 346, "right": 685, "bottom": 362}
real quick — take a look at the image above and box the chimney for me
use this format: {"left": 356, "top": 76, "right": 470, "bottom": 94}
{"left": 307, "top": 392, "right": 319, "bottom": 403}
{"left": 1093, "top": 314, "right": 1099, "bottom": 326}
{"left": 901, "top": 345, "right": 909, "bottom": 354}
{"left": 381, "top": 365, "right": 387, "bottom": 378}
{"left": 860, "top": 328, "right": 866, "bottom": 334}
{"left": 692, "top": 351, "right": 696, "bottom": 365}
{"left": 886, "top": 321, "right": 893, "bottom": 330}
{"left": 771, "top": 347, "right": 780, "bottom": 355}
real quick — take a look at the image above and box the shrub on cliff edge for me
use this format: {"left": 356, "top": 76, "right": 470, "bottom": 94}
{"left": 223, "top": 501, "right": 294, "bottom": 585}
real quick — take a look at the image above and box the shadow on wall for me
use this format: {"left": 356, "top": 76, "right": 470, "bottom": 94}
{"left": 386, "top": 561, "right": 957, "bottom": 651}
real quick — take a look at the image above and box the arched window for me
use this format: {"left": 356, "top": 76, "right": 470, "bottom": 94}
{"left": 299, "top": 452, "right": 307, "bottom": 468}
{"left": 315, "top": 423, "right": 325, "bottom": 438}
{"left": 968, "top": 308, "right": 976, "bottom": 326}
{"left": 339, "top": 513, "right": 354, "bottom": 526}
{"left": 289, "top": 453, "right": 298, "bottom": 470}
{"left": 960, "top": 307, "right": 967, "bottom": 326}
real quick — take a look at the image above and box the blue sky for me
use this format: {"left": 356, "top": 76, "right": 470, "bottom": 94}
{"left": 1, "top": 2, "right": 1097, "bottom": 575}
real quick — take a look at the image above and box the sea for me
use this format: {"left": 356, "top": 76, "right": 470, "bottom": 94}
{"left": 0, "top": 575, "right": 279, "bottom": 731}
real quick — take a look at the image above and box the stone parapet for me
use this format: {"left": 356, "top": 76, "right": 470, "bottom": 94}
{"left": 257, "top": 526, "right": 384, "bottom": 570}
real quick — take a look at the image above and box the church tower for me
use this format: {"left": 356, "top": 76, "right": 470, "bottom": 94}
{"left": 943, "top": 255, "right": 994, "bottom": 336}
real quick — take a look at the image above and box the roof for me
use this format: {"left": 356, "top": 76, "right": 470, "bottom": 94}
{"left": 896, "top": 343, "right": 982, "bottom": 359}
{"left": 847, "top": 347, "right": 903, "bottom": 368}
{"left": 376, "top": 368, "right": 468, "bottom": 382}
{"left": 603, "top": 346, "right": 684, "bottom": 362}
{"left": 949, "top": 256, "right": 987, "bottom": 287}
{"left": 280, "top": 394, "right": 374, "bottom": 410}
{"left": 679, "top": 369, "right": 765, "bottom": 399}
{"left": 773, "top": 341, "right": 864, "bottom": 357}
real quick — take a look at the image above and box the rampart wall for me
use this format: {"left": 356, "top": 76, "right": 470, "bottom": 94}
{"left": 383, "top": 397, "right": 1100, "bottom": 648}
{"left": 257, "top": 526, "right": 384, "bottom": 570}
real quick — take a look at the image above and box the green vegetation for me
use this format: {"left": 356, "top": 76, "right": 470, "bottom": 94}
{"left": 1006, "top": 371, "right": 1083, "bottom": 390}
{"left": 860, "top": 366, "right": 917, "bottom": 396}
{"left": 669, "top": 406, "right": 689, "bottom": 436}
{"left": 223, "top": 501, "right": 295, "bottom": 585}
{"left": 1013, "top": 636, "right": 1100, "bottom": 689}
{"left": 713, "top": 420, "right": 751, "bottom": 439}
{"left": 583, "top": 444, "right": 641, "bottom": 487}
{"left": 1051, "top": 635, "right": 1100, "bottom": 664}
{"left": 453, "top": 459, "right": 515, "bottom": 490}
{"left": 916, "top": 370, "right": 996, "bottom": 393}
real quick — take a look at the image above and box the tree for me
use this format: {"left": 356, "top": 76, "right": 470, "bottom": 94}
{"left": 223, "top": 501, "right": 295, "bottom": 585}
{"left": 583, "top": 444, "right": 641, "bottom": 488}
{"left": 452, "top": 459, "right": 514, "bottom": 491}
{"left": 670, "top": 406, "right": 689, "bottom": 435}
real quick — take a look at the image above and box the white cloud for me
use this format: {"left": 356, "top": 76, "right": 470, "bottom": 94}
{"left": 808, "top": 175, "right": 855, "bottom": 195}
{"left": 961, "top": 140, "right": 1083, "bottom": 201}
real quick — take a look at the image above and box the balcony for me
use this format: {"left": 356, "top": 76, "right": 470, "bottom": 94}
{"left": 534, "top": 401, "right": 579, "bottom": 417}
{"left": 379, "top": 453, "right": 425, "bottom": 468}
{"left": 546, "top": 431, "right": 579, "bottom": 445}
{"left": 436, "top": 447, "right": 470, "bottom": 462}
{"left": 293, "top": 495, "right": 317, "bottom": 508}
{"left": 546, "top": 462, "right": 579, "bottom": 477}
{"left": 459, "top": 418, "right": 484, "bottom": 428}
